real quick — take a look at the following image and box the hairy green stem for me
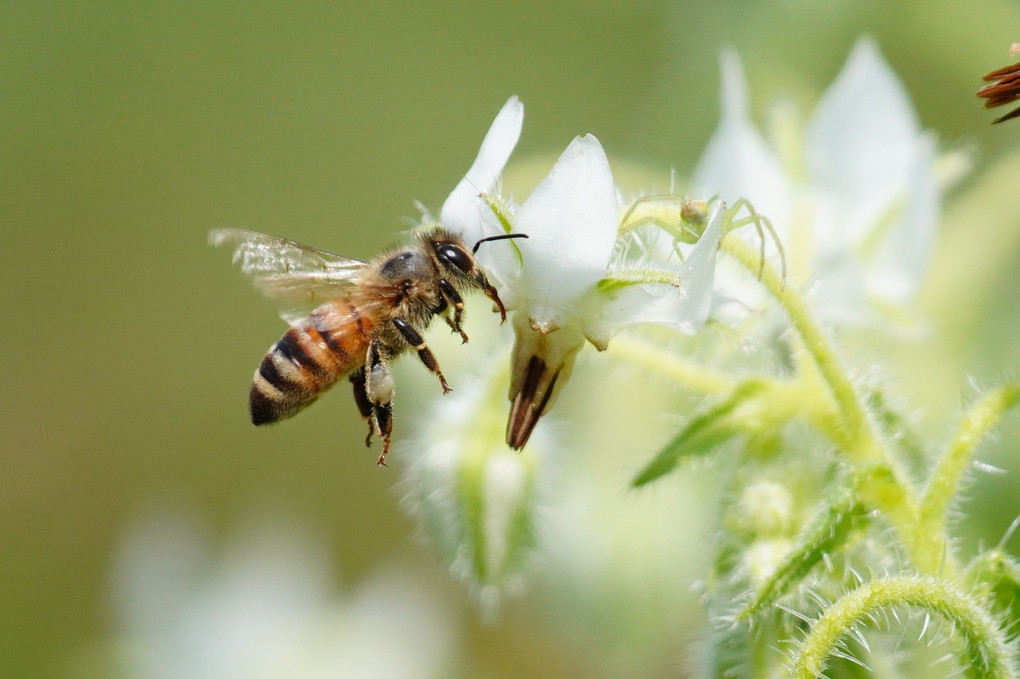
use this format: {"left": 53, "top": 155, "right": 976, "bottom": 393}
{"left": 721, "top": 237, "right": 878, "bottom": 459}
{"left": 606, "top": 334, "right": 735, "bottom": 395}
{"left": 789, "top": 576, "right": 1016, "bottom": 679}
{"left": 719, "top": 237, "right": 957, "bottom": 572}
{"left": 920, "top": 384, "right": 1020, "bottom": 551}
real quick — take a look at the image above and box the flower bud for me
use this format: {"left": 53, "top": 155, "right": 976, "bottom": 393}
{"left": 738, "top": 480, "right": 795, "bottom": 538}
{"left": 403, "top": 364, "right": 540, "bottom": 615}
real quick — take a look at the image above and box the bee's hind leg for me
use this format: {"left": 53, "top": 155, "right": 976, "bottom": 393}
{"left": 372, "top": 402, "right": 393, "bottom": 466}
{"left": 365, "top": 340, "right": 396, "bottom": 465}
{"left": 348, "top": 368, "right": 375, "bottom": 446}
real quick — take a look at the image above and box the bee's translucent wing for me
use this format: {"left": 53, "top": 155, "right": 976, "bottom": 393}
{"left": 210, "top": 228, "right": 368, "bottom": 323}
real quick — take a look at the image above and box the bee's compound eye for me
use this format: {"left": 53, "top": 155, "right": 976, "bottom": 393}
{"left": 437, "top": 244, "right": 473, "bottom": 274}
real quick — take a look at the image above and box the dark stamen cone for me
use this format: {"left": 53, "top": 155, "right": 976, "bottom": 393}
{"left": 505, "top": 316, "right": 585, "bottom": 450}
{"left": 506, "top": 356, "right": 560, "bottom": 450}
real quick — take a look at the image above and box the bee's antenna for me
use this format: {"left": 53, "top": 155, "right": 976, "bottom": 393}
{"left": 472, "top": 233, "right": 528, "bottom": 254}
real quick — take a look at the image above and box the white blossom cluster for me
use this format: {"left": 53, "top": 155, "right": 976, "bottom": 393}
{"left": 405, "top": 37, "right": 942, "bottom": 603}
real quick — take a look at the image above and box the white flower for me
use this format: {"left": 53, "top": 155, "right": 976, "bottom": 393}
{"left": 108, "top": 510, "right": 456, "bottom": 679}
{"left": 499, "top": 135, "right": 723, "bottom": 448}
{"left": 399, "top": 131, "right": 724, "bottom": 601}
{"left": 691, "top": 37, "right": 940, "bottom": 325}
{"left": 409, "top": 98, "right": 721, "bottom": 450}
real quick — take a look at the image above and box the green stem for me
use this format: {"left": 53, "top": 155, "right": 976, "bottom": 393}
{"left": 720, "top": 237, "right": 954, "bottom": 572}
{"left": 790, "top": 576, "right": 1017, "bottom": 679}
{"left": 920, "top": 384, "right": 1020, "bottom": 548}
{"left": 606, "top": 334, "right": 735, "bottom": 395}
{"left": 721, "top": 237, "right": 876, "bottom": 459}
{"left": 609, "top": 332, "right": 848, "bottom": 448}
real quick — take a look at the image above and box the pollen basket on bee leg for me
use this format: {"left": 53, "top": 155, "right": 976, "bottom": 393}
{"left": 367, "top": 364, "right": 395, "bottom": 405}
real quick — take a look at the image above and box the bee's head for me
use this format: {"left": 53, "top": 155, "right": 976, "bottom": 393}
{"left": 425, "top": 228, "right": 528, "bottom": 323}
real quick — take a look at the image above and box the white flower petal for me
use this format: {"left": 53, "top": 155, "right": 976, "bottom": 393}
{"left": 690, "top": 49, "right": 791, "bottom": 242}
{"left": 513, "top": 134, "right": 619, "bottom": 324}
{"left": 806, "top": 37, "right": 921, "bottom": 248}
{"left": 865, "top": 131, "right": 939, "bottom": 302}
{"left": 440, "top": 96, "right": 524, "bottom": 245}
{"left": 803, "top": 37, "right": 940, "bottom": 317}
{"left": 805, "top": 250, "right": 869, "bottom": 323}
{"left": 805, "top": 130, "right": 937, "bottom": 320}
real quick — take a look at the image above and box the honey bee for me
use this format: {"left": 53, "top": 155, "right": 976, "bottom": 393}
{"left": 211, "top": 226, "right": 526, "bottom": 465}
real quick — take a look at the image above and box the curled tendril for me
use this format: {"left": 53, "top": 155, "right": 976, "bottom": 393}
{"left": 789, "top": 576, "right": 1016, "bottom": 679}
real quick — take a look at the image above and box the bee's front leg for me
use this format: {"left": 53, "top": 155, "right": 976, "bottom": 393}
{"left": 434, "top": 295, "right": 464, "bottom": 341}
{"left": 437, "top": 279, "right": 468, "bottom": 343}
{"left": 392, "top": 318, "right": 451, "bottom": 393}
{"left": 364, "top": 340, "right": 396, "bottom": 466}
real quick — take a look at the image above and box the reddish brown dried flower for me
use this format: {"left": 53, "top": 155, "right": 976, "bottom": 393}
{"left": 978, "top": 46, "right": 1020, "bottom": 124}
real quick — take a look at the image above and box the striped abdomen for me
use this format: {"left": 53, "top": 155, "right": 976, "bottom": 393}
{"left": 250, "top": 301, "right": 375, "bottom": 425}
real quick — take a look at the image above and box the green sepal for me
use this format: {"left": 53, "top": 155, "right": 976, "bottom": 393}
{"left": 480, "top": 192, "right": 514, "bottom": 234}
{"left": 631, "top": 380, "right": 766, "bottom": 487}
{"left": 480, "top": 192, "right": 525, "bottom": 265}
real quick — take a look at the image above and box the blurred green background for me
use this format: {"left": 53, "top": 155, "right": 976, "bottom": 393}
{"left": 5, "top": 1, "right": 1020, "bottom": 677}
